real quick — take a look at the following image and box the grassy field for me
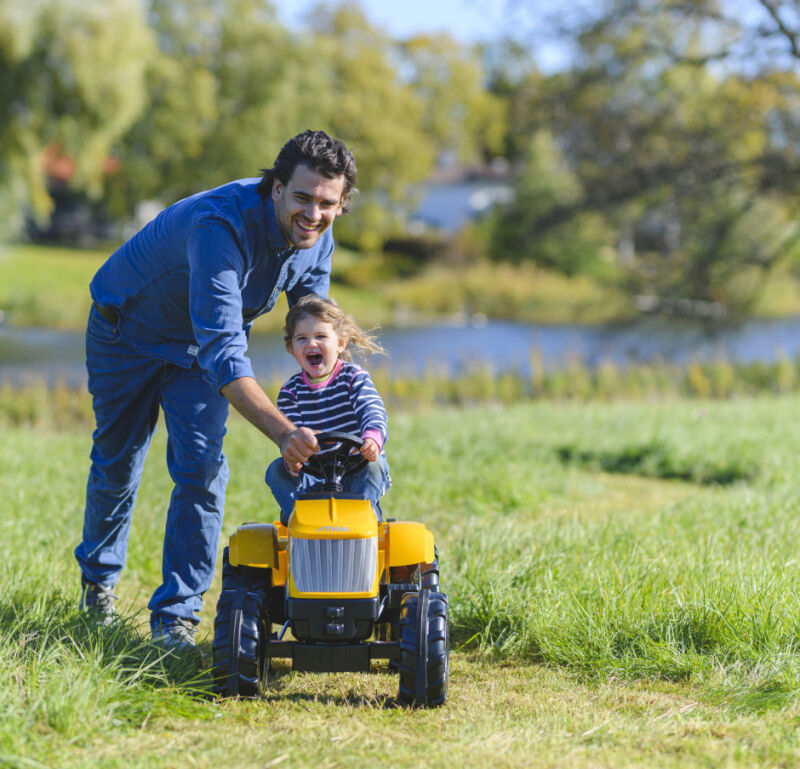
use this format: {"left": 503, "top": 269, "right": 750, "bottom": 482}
{"left": 4, "top": 242, "right": 800, "bottom": 333}
{"left": 3, "top": 395, "right": 800, "bottom": 767}
{"left": 0, "top": 243, "right": 632, "bottom": 331}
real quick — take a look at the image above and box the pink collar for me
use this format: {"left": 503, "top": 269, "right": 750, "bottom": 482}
{"left": 301, "top": 359, "right": 344, "bottom": 389}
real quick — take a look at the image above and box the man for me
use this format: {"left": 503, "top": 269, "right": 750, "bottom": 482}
{"left": 75, "top": 129, "right": 356, "bottom": 648}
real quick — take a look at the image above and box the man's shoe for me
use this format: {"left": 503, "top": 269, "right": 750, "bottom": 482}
{"left": 80, "top": 577, "right": 118, "bottom": 625}
{"left": 152, "top": 617, "right": 198, "bottom": 651}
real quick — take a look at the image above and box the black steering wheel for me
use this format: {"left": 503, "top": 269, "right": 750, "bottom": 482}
{"left": 302, "top": 431, "right": 368, "bottom": 492}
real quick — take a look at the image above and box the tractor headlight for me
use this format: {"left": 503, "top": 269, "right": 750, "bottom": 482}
{"left": 290, "top": 536, "right": 377, "bottom": 593}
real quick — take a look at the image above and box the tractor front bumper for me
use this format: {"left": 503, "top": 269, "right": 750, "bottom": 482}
{"left": 287, "top": 596, "right": 380, "bottom": 642}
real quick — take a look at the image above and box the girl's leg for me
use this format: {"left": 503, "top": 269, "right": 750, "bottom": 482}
{"left": 345, "top": 456, "right": 391, "bottom": 520}
{"left": 265, "top": 458, "right": 304, "bottom": 524}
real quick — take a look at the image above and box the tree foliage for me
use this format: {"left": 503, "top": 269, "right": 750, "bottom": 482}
{"left": 491, "top": 130, "right": 614, "bottom": 276}
{"left": 3, "top": 0, "right": 800, "bottom": 318}
{"left": 399, "top": 33, "right": 507, "bottom": 164}
{"left": 0, "top": 0, "right": 154, "bottom": 224}
{"left": 106, "top": 0, "right": 331, "bottom": 214}
{"left": 489, "top": 0, "right": 800, "bottom": 314}
{"left": 305, "top": 3, "right": 434, "bottom": 250}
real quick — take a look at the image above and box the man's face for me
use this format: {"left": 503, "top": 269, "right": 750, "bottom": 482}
{"left": 271, "top": 163, "right": 345, "bottom": 249}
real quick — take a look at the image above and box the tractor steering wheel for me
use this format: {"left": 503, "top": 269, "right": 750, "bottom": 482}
{"left": 302, "top": 431, "right": 368, "bottom": 491}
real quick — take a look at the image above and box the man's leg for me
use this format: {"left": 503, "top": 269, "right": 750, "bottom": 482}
{"left": 75, "top": 308, "right": 162, "bottom": 592}
{"left": 149, "top": 364, "right": 230, "bottom": 633}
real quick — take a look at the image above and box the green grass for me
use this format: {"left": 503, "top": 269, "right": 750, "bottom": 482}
{"left": 0, "top": 244, "right": 108, "bottom": 329}
{"left": 4, "top": 395, "right": 800, "bottom": 766}
{"left": 5, "top": 242, "right": 800, "bottom": 334}
{"left": 380, "top": 260, "right": 632, "bottom": 324}
{"left": 0, "top": 243, "right": 631, "bottom": 332}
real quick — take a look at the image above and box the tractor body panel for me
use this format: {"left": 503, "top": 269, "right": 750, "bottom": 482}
{"left": 287, "top": 495, "right": 382, "bottom": 600}
{"left": 384, "top": 521, "right": 436, "bottom": 566}
{"left": 290, "top": 495, "right": 378, "bottom": 539}
{"left": 229, "top": 523, "right": 278, "bottom": 568}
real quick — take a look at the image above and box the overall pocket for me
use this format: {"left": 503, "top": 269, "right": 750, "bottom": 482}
{"left": 87, "top": 305, "right": 120, "bottom": 343}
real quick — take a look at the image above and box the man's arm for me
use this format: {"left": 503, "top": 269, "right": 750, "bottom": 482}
{"left": 220, "top": 376, "right": 318, "bottom": 470}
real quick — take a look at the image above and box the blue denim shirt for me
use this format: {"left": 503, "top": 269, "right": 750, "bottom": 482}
{"left": 90, "top": 178, "right": 332, "bottom": 390}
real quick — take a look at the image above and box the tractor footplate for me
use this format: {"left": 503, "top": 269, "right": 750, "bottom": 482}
{"left": 266, "top": 641, "right": 399, "bottom": 672}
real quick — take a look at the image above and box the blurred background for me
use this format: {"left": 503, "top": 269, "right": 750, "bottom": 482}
{"left": 2, "top": 0, "right": 800, "bottom": 397}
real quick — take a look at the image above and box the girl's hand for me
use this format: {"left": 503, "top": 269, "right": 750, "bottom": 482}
{"left": 360, "top": 437, "right": 380, "bottom": 462}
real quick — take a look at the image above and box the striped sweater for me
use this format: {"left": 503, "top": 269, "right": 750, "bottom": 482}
{"left": 277, "top": 360, "right": 388, "bottom": 450}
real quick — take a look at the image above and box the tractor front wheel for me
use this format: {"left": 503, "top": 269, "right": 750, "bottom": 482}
{"left": 397, "top": 589, "right": 449, "bottom": 707}
{"left": 212, "top": 547, "right": 270, "bottom": 697}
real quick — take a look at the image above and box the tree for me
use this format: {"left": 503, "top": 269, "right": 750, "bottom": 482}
{"left": 489, "top": 0, "right": 800, "bottom": 314}
{"left": 491, "top": 130, "right": 614, "bottom": 276}
{"left": 306, "top": 3, "right": 436, "bottom": 250}
{"left": 107, "top": 0, "right": 331, "bottom": 215}
{"left": 0, "top": 0, "right": 154, "bottom": 231}
{"left": 399, "top": 33, "right": 507, "bottom": 165}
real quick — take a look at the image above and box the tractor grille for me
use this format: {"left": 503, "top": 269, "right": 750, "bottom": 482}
{"left": 290, "top": 536, "right": 377, "bottom": 593}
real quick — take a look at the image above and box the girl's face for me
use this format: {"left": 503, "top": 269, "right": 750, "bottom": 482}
{"left": 288, "top": 314, "right": 346, "bottom": 379}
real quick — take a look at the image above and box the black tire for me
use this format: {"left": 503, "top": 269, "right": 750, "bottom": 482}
{"left": 212, "top": 547, "right": 270, "bottom": 697}
{"left": 417, "top": 546, "right": 441, "bottom": 590}
{"left": 420, "top": 558, "right": 440, "bottom": 590}
{"left": 397, "top": 590, "right": 449, "bottom": 707}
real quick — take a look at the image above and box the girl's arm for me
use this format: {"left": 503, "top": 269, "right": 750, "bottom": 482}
{"left": 349, "top": 368, "right": 388, "bottom": 455}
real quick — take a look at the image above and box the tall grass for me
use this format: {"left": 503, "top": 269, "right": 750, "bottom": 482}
{"left": 0, "top": 428, "right": 217, "bottom": 765}
{"left": 4, "top": 391, "right": 800, "bottom": 763}
{"left": 381, "top": 260, "right": 631, "bottom": 324}
{"left": 451, "top": 508, "right": 800, "bottom": 682}
{"left": 385, "top": 397, "right": 800, "bottom": 701}
{"left": 3, "top": 352, "right": 800, "bottom": 430}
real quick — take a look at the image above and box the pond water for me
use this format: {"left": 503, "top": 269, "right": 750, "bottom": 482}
{"left": 1, "top": 315, "right": 799, "bottom": 387}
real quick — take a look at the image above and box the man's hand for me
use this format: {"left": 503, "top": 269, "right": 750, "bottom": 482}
{"left": 280, "top": 427, "right": 319, "bottom": 473}
{"left": 221, "top": 377, "right": 312, "bottom": 463}
{"left": 360, "top": 437, "right": 380, "bottom": 462}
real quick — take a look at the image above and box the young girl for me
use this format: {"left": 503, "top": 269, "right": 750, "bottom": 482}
{"left": 265, "top": 295, "right": 390, "bottom": 523}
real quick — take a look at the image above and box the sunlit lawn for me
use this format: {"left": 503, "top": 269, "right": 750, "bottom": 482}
{"left": 0, "top": 242, "right": 633, "bottom": 332}
{"left": 3, "top": 396, "right": 800, "bottom": 767}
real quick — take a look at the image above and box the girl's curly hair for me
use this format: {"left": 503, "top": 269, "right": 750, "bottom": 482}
{"left": 284, "top": 295, "right": 385, "bottom": 362}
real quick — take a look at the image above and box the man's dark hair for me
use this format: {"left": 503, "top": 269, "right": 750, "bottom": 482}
{"left": 258, "top": 130, "right": 358, "bottom": 213}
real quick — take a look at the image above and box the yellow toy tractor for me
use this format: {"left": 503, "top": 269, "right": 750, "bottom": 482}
{"left": 212, "top": 432, "right": 449, "bottom": 707}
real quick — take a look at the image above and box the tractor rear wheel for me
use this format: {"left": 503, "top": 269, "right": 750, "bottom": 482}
{"left": 397, "top": 589, "right": 449, "bottom": 707}
{"left": 212, "top": 547, "right": 270, "bottom": 697}
{"left": 420, "top": 557, "right": 440, "bottom": 590}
